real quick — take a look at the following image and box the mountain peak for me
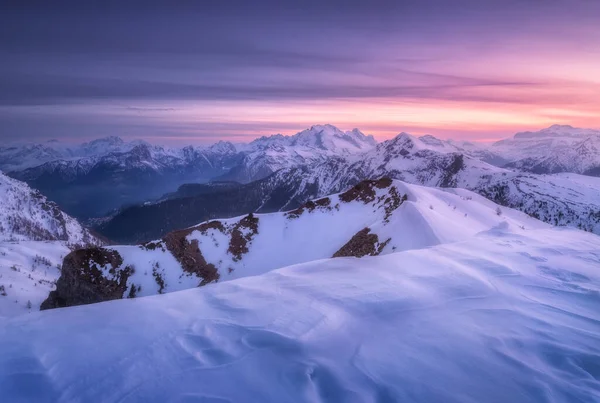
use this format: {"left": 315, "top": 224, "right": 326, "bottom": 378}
{"left": 418, "top": 134, "right": 445, "bottom": 147}
{"left": 548, "top": 124, "right": 575, "bottom": 130}
{"left": 308, "top": 123, "right": 340, "bottom": 132}
{"left": 290, "top": 124, "right": 376, "bottom": 153}
{"left": 84, "top": 136, "right": 124, "bottom": 146}
{"left": 392, "top": 132, "right": 419, "bottom": 144}
{"left": 206, "top": 140, "right": 238, "bottom": 154}
{"left": 513, "top": 125, "right": 600, "bottom": 139}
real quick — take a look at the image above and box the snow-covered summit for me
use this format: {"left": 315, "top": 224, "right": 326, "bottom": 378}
{"left": 513, "top": 124, "right": 600, "bottom": 139}
{"left": 288, "top": 124, "right": 377, "bottom": 153}
{"left": 248, "top": 124, "right": 377, "bottom": 154}
{"left": 204, "top": 140, "right": 239, "bottom": 155}
{"left": 216, "top": 124, "right": 377, "bottom": 183}
{"left": 79, "top": 136, "right": 127, "bottom": 156}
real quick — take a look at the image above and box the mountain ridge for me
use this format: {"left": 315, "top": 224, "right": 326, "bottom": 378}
{"left": 43, "top": 177, "right": 549, "bottom": 310}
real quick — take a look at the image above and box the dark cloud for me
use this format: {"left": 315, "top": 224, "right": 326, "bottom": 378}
{"left": 0, "top": 69, "right": 547, "bottom": 106}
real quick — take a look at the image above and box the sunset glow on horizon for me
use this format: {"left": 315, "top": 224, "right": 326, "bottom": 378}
{"left": 1, "top": 0, "right": 599, "bottom": 144}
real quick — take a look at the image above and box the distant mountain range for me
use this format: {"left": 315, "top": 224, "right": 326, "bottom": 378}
{"left": 1, "top": 125, "right": 376, "bottom": 219}
{"left": 97, "top": 128, "right": 600, "bottom": 244}
{"left": 2, "top": 123, "right": 600, "bottom": 228}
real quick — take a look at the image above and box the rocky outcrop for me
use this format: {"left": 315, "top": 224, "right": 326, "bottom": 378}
{"left": 339, "top": 177, "right": 392, "bottom": 203}
{"left": 227, "top": 214, "right": 259, "bottom": 261}
{"left": 40, "top": 218, "right": 242, "bottom": 310}
{"left": 285, "top": 197, "right": 332, "bottom": 219}
{"left": 333, "top": 228, "right": 390, "bottom": 258}
{"left": 163, "top": 226, "right": 220, "bottom": 286}
{"left": 41, "top": 248, "right": 132, "bottom": 310}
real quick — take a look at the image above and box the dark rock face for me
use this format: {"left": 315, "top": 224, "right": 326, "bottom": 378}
{"left": 381, "top": 186, "right": 406, "bottom": 222}
{"left": 285, "top": 197, "right": 332, "bottom": 219}
{"left": 227, "top": 214, "right": 259, "bottom": 261}
{"left": 333, "top": 228, "right": 390, "bottom": 258}
{"left": 41, "top": 248, "right": 132, "bottom": 310}
{"left": 41, "top": 220, "right": 227, "bottom": 310}
{"left": 439, "top": 154, "right": 465, "bottom": 188}
{"left": 339, "top": 177, "right": 392, "bottom": 204}
{"left": 162, "top": 224, "right": 220, "bottom": 286}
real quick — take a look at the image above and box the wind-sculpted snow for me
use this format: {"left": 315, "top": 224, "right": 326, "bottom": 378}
{"left": 1, "top": 224, "right": 599, "bottom": 402}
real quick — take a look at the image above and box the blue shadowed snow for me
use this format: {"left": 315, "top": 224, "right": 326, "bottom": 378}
{"left": 1, "top": 225, "right": 600, "bottom": 402}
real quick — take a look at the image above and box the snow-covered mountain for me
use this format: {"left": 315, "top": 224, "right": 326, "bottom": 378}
{"left": 43, "top": 178, "right": 548, "bottom": 309}
{"left": 217, "top": 124, "right": 376, "bottom": 183}
{"left": 491, "top": 124, "right": 600, "bottom": 175}
{"left": 5, "top": 123, "right": 600, "bottom": 225}
{"left": 231, "top": 132, "right": 600, "bottom": 234}
{"left": 256, "top": 133, "right": 600, "bottom": 235}
{"left": 8, "top": 142, "right": 244, "bottom": 219}
{"left": 0, "top": 172, "right": 102, "bottom": 317}
{"left": 336, "top": 132, "right": 505, "bottom": 188}
{"left": 3, "top": 125, "right": 376, "bottom": 218}
{"left": 2, "top": 196, "right": 600, "bottom": 401}
{"left": 0, "top": 136, "right": 141, "bottom": 172}
{"left": 404, "top": 124, "right": 600, "bottom": 176}
{"left": 98, "top": 129, "right": 600, "bottom": 243}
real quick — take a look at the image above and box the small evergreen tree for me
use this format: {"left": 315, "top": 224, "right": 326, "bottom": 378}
{"left": 128, "top": 284, "right": 137, "bottom": 299}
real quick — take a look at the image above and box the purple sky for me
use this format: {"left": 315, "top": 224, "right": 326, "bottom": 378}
{"left": 1, "top": 0, "right": 599, "bottom": 144}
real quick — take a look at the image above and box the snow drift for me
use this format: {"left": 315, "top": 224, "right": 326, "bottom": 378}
{"left": 1, "top": 221, "right": 599, "bottom": 402}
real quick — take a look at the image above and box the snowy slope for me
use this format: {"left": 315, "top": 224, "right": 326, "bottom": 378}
{"left": 0, "top": 172, "right": 97, "bottom": 244}
{"left": 475, "top": 172, "right": 600, "bottom": 233}
{"left": 0, "top": 241, "right": 69, "bottom": 317}
{"left": 42, "top": 178, "right": 548, "bottom": 309}
{"left": 1, "top": 222, "right": 600, "bottom": 402}
{"left": 0, "top": 172, "right": 103, "bottom": 316}
{"left": 410, "top": 124, "right": 600, "bottom": 176}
